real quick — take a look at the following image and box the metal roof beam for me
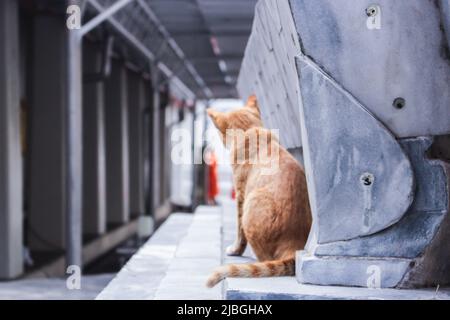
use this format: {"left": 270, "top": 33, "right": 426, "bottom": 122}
{"left": 171, "top": 30, "right": 252, "bottom": 37}
{"left": 80, "top": 0, "right": 135, "bottom": 37}
{"left": 136, "top": 0, "right": 213, "bottom": 98}
{"left": 85, "top": 0, "right": 196, "bottom": 99}
{"left": 189, "top": 55, "right": 242, "bottom": 63}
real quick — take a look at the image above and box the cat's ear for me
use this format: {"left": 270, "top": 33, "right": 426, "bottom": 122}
{"left": 246, "top": 95, "right": 260, "bottom": 115}
{"left": 207, "top": 109, "right": 228, "bottom": 134}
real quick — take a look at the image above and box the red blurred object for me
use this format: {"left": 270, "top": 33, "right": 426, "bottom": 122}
{"left": 231, "top": 188, "right": 236, "bottom": 200}
{"left": 208, "top": 152, "right": 219, "bottom": 202}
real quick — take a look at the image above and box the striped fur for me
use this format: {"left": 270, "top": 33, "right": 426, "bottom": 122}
{"left": 206, "top": 258, "right": 295, "bottom": 288}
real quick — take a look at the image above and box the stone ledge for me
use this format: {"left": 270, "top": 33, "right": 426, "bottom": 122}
{"left": 226, "top": 277, "right": 450, "bottom": 300}
{"left": 221, "top": 200, "right": 450, "bottom": 300}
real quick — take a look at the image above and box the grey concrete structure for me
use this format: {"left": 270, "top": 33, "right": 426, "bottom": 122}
{"left": 237, "top": 0, "right": 302, "bottom": 149}
{"left": 66, "top": 0, "right": 83, "bottom": 269}
{"left": 151, "top": 66, "right": 161, "bottom": 212}
{"left": 291, "top": 0, "right": 450, "bottom": 139}
{"left": 238, "top": 0, "right": 450, "bottom": 289}
{"left": 314, "top": 139, "right": 449, "bottom": 259}
{"left": 83, "top": 43, "right": 107, "bottom": 236}
{"left": 0, "top": 0, "right": 23, "bottom": 279}
{"left": 288, "top": 148, "right": 304, "bottom": 166}
{"left": 222, "top": 201, "right": 449, "bottom": 299}
{"left": 226, "top": 277, "right": 450, "bottom": 300}
{"left": 28, "top": 14, "right": 68, "bottom": 251}
{"left": 297, "top": 55, "right": 415, "bottom": 244}
{"left": 105, "top": 60, "right": 130, "bottom": 224}
{"left": 127, "top": 72, "right": 145, "bottom": 217}
{"left": 297, "top": 252, "right": 412, "bottom": 288}
{"left": 443, "top": 0, "right": 450, "bottom": 50}
{"left": 239, "top": 0, "right": 450, "bottom": 146}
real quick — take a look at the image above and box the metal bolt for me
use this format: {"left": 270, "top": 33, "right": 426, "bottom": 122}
{"left": 360, "top": 173, "right": 374, "bottom": 187}
{"left": 393, "top": 97, "right": 406, "bottom": 110}
{"left": 366, "top": 5, "right": 378, "bottom": 17}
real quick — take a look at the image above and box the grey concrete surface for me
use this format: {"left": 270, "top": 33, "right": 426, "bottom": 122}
{"left": 226, "top": 278, "right": 450, "bottom": 300}
{"left": 296, "top": 253, "right": 411, "bottom": 288}
{"left": 0, "top": 274, "right": 114, "bottom": 300}
{"left": 290, "top": 0, "right": 450, "bottom": 139}
{"left": 296, "top": 54, "right": 414, "bottom": 244}
{"left": 315, "top": 138, "right": 449, "bottom": 259}
{"left": 127, "top": 72, "right": 146, "bottom": 217}
{"left": 237, "top": 0, "right": 303, "bottom": 149}
{"left": 97, "top": 213, "right": 193, "bottom": 300}
{"left": 83, "top": 43, "right": 107, "bottom": 236}
{"left": 153, "top": 207, "right": 223, "bottom": 300}
{"left": 104, "top": 61, "right": 130, "bottom": 224}
{"left": 0, "top": 0, "right": 23, "bottom": 279}
{"left": 28, "top": 14, "right": 69, "bottom": 251}
{"left": 238, "top": 0, "right": 450, "bottom": 148}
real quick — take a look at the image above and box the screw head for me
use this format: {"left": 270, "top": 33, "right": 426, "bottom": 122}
{"left": 393, "top": 97, "right": 406, "bottom": 110}
{"left": 360, "top": 173, "right": 375, "bottom": 187}
{"left": 366, "top": 5, "right": 378, "bottom": 17}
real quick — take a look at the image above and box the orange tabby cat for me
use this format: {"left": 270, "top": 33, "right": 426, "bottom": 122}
{"left": 206, "top": 96, "right": 312, "bottom": 288}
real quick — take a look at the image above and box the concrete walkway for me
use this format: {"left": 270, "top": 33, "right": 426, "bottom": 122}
{"left": 97, "top": 207, "right": 227, "bottom": 300}
{"left": 153, "top": 206, "right": 222, "bottom": 300}
{"left": 0, "top": 274, "right": 114, "bottom": 300}
{"left": 97, "top": 200, "right": 256, "bottom": 300}
{"left": 96, "top": 213, "right": 194, "bottom": 300}
{"left": 97, "top": 201, "right": 252, "bottom": 300}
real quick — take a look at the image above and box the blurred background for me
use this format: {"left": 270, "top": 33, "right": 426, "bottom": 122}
{"left": 0, "top": 0, "right": 256, "bottom": 298}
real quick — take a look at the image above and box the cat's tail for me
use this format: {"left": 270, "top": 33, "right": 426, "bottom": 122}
{"left": 206, "top": 258, "right": 295, "bottom": 288}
